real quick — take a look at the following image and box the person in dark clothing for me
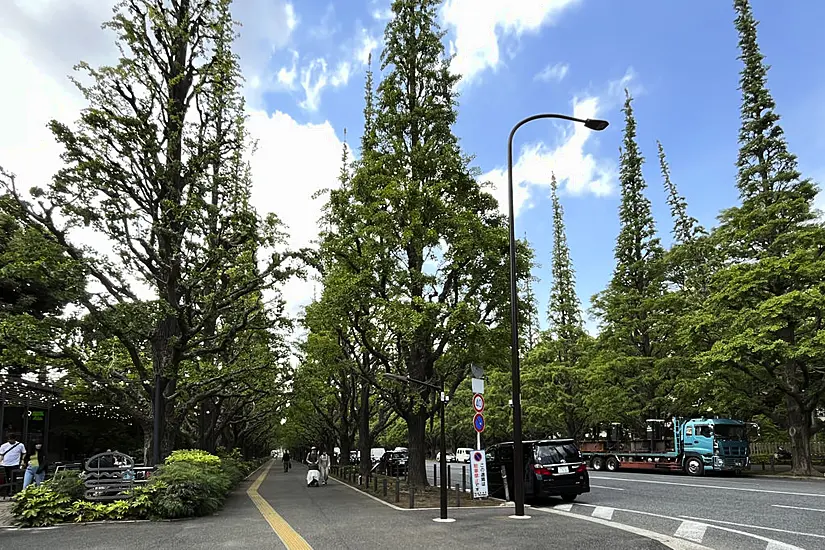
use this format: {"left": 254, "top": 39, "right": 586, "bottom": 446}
{"left": 22, "top": 440, "right": 47, "bottom": 489}
{"left": 282, "top": 450, "right": 291, "bottom": 473}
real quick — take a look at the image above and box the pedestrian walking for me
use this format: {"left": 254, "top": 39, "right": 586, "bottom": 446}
{"left": 319, "top": 449, "right": 330, "bottom": 485}
{"left": 22, "top": 440, "right": 47, "bottom": 489}
{"left": 0, "top": 434, "right": 25, "bottom": 496}
{"left": 282, "top": 450, "right": 291, "bottom": 473}
{"left": 305, "top": 446, "right": 320, "bottom": 487}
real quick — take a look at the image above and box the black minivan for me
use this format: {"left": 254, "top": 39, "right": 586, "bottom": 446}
{"left": 485, "top": 439, "right": 590, "bottom": 502}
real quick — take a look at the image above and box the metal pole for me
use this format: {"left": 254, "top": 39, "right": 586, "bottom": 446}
{"left": 506, "top": 113, "right": 606, "bottom": 518}
{"left": 507, "top": 121, "right": 526, "bottom": 517}
{"left": 439, "top": 386, "right": 448, "bottom": 520}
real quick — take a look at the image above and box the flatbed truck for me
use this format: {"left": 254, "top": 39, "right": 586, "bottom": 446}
{"left": 580, "top": 417, "right": 750, "bottom": 476}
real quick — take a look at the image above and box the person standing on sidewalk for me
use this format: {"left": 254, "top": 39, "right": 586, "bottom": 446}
{"left": 0, "top": 435, "right": 25, "bottom": 496}
{"left": 22, "top": 440, "right": 47, "bottom": 490}
{"left": 319, "top": 449, "right": 330, "bottom": 485}
{"left": 282, "top": 450, "right": 291, "bottom": 473}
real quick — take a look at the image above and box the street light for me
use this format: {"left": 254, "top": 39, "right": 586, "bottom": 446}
{"left": 385, "top": 373, "right": 452, "bottom": 523}
{"left": 506, "top": 114, "right": 609, "bottom": 519}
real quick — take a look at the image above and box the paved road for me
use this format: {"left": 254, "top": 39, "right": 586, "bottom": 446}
{"left": 427, "top": 461, "right": 825, "bottom": 549}
{"left": 0, "top": 461, "right": 681, "bottom": 549}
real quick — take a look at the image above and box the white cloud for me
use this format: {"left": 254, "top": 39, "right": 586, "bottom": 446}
{"left": 276, "top": 50, "right": 300, "bottom": 89}
{"left": 298, "top": 58, "right": 352, "bottom": 111}
{"left": 441, "top": 0, "right": 581, "bottom": 87}
{"left": 246, "top": 111, "right": 345, "bottom": 317}
{"left": 535, "top": 62, "right": 569, "bottom": 83}
{"left": 355, "top": 28, "right": 380, "bottom": 66}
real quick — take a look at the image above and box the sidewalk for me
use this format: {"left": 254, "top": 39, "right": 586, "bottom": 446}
{"left": 0, "top": 462, "right": 685, "bottom": 549}
{"left": 258, "top": 464, "right": 676, "bottom": 550}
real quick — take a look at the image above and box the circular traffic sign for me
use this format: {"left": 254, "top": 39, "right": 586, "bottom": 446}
{"left": 472, "top": 393, "right": 484, "bottom": 413}
{"left": 473, "top": 451, "right": 483, "bottom": 462}
{"left": 473, "top": 412, "right": 485, "bottom": 433}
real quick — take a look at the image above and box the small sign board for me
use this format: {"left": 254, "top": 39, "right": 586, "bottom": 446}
{"left": 472, "top": 393, "right": 484, "bottom": 413}
{"left": 471, "top": 377, "right": 484, "bottom": 394}
{"left": 471, "top": 450, "right": 488, "bottom": 498}
{"left": 473, "top": 412, "right": 485, "bottom": 433}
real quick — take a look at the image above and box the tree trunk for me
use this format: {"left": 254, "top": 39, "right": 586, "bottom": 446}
{"left": 358, "top": 380, "right": 371, "bottom": 478}
{"left": 406, "top": 408, "right": 429, "bottom": 487}
{"left": 785, "top": 394, "right": 814, "bottom": 475}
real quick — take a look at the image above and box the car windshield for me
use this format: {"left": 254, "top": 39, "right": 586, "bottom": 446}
{"left": 534, "top": 443, "right": 580, "bottom": 464}
{"left": 714, "top": 425, "right": 746, "bottom": 441}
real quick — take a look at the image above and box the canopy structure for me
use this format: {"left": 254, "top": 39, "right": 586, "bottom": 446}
{"left": 0, "top": 374, "right": 61, "bottom": 447}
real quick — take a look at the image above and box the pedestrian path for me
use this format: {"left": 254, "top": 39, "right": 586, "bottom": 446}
{"left": 256, "top": 462, "right": 680, "bottom": 550}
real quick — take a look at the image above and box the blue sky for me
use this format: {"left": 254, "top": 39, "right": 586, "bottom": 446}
{"left": 251, "top": 0, "right": 825, "bottom": 331}
{"left": 1, "top": 0, "right": 823, "bottom": 332}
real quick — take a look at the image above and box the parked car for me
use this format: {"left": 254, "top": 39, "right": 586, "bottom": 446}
{"left": 455, "top": 447, "right": 473, "bottom": 463}
{"left": 435, "top": 451, "right": 457, "bottom": 463}
{"left": 485, "top": 439, "right": 590, "bottom": 502}
{"left": 378, "top": 451, "right": 409, "bottom": 477}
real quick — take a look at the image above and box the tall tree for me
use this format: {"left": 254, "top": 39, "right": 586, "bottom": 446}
{"left": 0, "top": 0, "right": 298, "bottom": 461}
{"left": 523, "top": 175, "right": 591, "bottom": 439}
{"left": 590, "top": 91, "right": 670, "bottom": 427}
{"left": 696, "top": 0, "right": 825, "bottom": 474}
{"left": 338, "top": 0, "right": 530, "bottom": 486}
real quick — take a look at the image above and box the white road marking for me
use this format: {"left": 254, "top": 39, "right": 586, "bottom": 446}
{"left": 674, "top": 520, "right": 707, "bottom": 543}
{"left": 772, "top": 504, "right": 825, "bottom": 513}
{"left": 538, "top": 508, "right": 711, "bottom": 550}
{"left": 591, "top": 475, "right": 825, "bottom": 498}
{"left": 592, "top": 506, "right": 614, "bottom": 520}
{"left": 680, "top": 515, "right": 825, "bottom": 540}
{"left": 591, "top": 484, "right": 626, "bottom": 491}
{"left": 766, "top": 542, "right": 805, "bottom": 550}
{"left": 554, "top": 503, "right": 573, "bottom": 511}
{"left": 562, "top": 503, "right": 807, "bottom": 549}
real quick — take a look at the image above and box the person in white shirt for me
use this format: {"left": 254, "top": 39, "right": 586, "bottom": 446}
{"left": 1, "top": 435, "right": 26, "bottom": 496}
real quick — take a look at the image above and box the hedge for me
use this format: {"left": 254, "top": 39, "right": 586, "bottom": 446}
{"left": 11, "top": 449, "right": 268, "bottom": 527}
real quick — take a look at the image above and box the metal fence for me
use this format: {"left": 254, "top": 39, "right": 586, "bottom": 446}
{"left": 750, "top": 442, "right": 825, "bottom": 456}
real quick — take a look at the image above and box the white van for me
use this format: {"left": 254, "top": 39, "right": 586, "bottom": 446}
{"left": 455, "top": 447, "right": 473, "bottom": 463}
{"left": 371, "top": 447, "right": 386, "bottom": 463}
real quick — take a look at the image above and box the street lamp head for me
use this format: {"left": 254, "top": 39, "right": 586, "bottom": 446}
{"left": 584, "top": 118, "right": 609, "bottom": 131}
{"left": 384, "top": 373, "right": 410, "bottom": 383}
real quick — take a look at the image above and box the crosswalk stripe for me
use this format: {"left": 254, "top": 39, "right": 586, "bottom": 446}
{"left": 674, "top": 520, "right": 707, "bottom": 543}
{"left": 592, "top": 506, "right": 614, "bottom": 520}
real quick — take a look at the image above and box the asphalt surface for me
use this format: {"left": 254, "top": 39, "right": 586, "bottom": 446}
{"left": 0, "top": 460, "right": 675, "bottom": 550}
{"left": 427, "top": 460, "right": 825, "bottom": 549}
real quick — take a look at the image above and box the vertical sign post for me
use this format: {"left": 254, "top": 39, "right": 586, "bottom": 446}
{"left": 472, "top": 393, "right": 484, "bottom": 450}
{"left": 470, "top": 450, "right": 488, "bottom": 498}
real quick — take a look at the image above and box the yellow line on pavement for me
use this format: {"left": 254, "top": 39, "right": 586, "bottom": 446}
{"left": 247, "top": 461, "right": 313, "bottom": 550}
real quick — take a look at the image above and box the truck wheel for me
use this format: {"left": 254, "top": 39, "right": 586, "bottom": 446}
{"left": 561, "top": 493, "right": 577, "bottom": 502}
{"left": 606, "top": 457, "right": 620, "bottom": 472}
{"left": 685, "top": 457, "right": 703, "bottom": 476}
{"left": 591, "top": 457, "right": 604, "bottom": 471}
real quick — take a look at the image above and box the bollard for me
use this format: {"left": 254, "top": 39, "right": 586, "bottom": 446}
{"left": 383, "top": 478, "right": 388, "bottom": 497}
{"left": 462, "top": 465, "right": 467, "bottom": 493}
{"left": 456, "top": 483, "right": 461, "bottom": 507}
{"left": 374, "top": 475, "right": 378, "bottom": 492}
{"left": 433, "top": 464, "right": 437, "bottom": 487}
{"left": 395, "top": 478, "right": 400, "bottom": 503}
{"left": 770, "top": 456, "right": 775, "bottom": 473}
{"left": 447, "top": 466, "right": 451, "bottom": 488}
{"left": 409, "top": 483, "right": 415, "bottom": 508}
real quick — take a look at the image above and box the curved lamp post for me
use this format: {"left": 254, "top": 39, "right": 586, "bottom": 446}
{"left": 507, "top": 114, "right": 609, "bottom": 518}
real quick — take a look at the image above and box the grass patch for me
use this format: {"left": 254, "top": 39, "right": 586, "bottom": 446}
{"left": 331, "top": 469, "right": 499, "bottom": 509}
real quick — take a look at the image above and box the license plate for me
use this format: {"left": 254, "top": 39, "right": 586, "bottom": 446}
{"left": 557, "top": 466, "right": 569, "bottom": 474}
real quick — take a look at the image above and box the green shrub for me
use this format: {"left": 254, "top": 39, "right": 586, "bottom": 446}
{"left": 165, "top": 449, "right": 222, "bottom": 467}
{"left": 149, "top": 461, "right": 231, "bottom": 518}
{"left": 11, "top": 484, "right": 74, "bottom": 527}
{"left": 47, "top": 470, "right": 86, "bottom": 500}
{"left": 71, "top": 499, "right": 142, "bottom": 523}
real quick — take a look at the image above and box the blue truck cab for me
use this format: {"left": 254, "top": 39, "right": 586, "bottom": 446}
{"left": 678, "top": 418, "right": 750, "bottom": 475}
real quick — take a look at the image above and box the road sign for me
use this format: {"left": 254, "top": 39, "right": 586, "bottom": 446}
{"left": 470, "top": 450, "right": 488, "bottom": 498}
{"left": 473, "top": 412, "right": 485, "bottom": 433}
{"left": 471, "top": 377, "right": 485, "bottom": 394}
{"left": 472, "top": 393, "right": 484, "bottom": 413}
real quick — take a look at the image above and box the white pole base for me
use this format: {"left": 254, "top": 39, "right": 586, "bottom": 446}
{"left": 508, "top": 514, "right": 532, "bottom": 520}
{"left": 433, "top": 517, "right": 456, "bottom": 523}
